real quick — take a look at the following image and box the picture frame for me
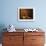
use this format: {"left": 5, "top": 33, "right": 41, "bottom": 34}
{"left": 18, "top": 7, "right": 35, "bottom": 21}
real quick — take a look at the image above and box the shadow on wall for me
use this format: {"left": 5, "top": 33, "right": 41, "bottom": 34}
{"left": 0, "top": 24, "right": 7, "bottom": 43}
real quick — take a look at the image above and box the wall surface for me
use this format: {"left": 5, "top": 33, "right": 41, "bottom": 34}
{"left": 0, "top": 0, "right": 46, "bottom": 43}
{"left": 0, "top": 0, "right": 46, "bottom": 30}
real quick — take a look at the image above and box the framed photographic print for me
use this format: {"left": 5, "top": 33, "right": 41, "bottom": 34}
{"left": 18, "top": 7, "right": 35, "bottom": 21}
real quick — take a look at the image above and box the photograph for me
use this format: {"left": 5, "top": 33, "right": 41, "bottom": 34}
{"left": 18, "top": 7, "right": 35, "bottom": 21}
